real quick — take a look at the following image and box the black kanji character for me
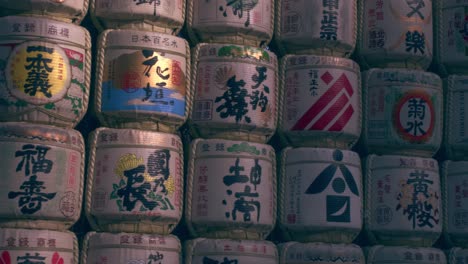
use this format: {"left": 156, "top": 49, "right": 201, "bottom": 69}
{"left": 223, "top": 158, "right": 249, "bottom": 186}
{"left": 147, "top": 149, "right": 171, "bottom": 194}
{"left": 15, "top": 144, "right": 53, "bottom": 177}
{"left": 17, "top": 252, "right": 46, "bottom": 264}
{"left": 24, "top": 47, "right": 54, "bottom": 98}
{"left": 219, "top": 0, "right": 259, "bottom": 27}
{"left": 215, "top": 76, "right": 251, "bottom": 123}
{"left": 406, "top": 0, "right": 425, "bottom": 19}
{"left": 134, "top": 0, "right": 161, "bottom": 16}
{"left": 8, "top": 176, "right": 57, "bottom": 214}
{"left": 405, "top": 30, "right": 425, "bottom": 54}
{"left": 117, "top": 165, "right": 157, "bottom": 211}
{"left": 251, "top": 66, "right": 267, "bottom": 89}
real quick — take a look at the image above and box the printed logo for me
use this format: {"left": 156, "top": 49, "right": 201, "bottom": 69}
{"left": 292, "top": 72, "right": 355, "bottom": 132}
{"left": 6, "top": 41, "right": 71, "bottom": 104}
{"left": 305, "top": 150, "right": 359, "bottom": 223}
{"left": 393, "top": 90, "right": 435, "bottom": 143}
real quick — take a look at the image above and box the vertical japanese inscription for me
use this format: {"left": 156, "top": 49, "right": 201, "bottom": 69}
{"left": 320, "top": 0, "right": 339, "bottom": 41}
{"left": 218, "top": 0, "right": 259, "bottom": 27}
{"left": 8, "top": 144, "right": 56, "bottom": 214}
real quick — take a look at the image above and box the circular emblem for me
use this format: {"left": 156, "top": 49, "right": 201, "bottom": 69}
{"left": 393, "top": 90, "right": 435, "bottom": 143}
{"left": 6, "top": 41, "right": 71, "bottom": 105}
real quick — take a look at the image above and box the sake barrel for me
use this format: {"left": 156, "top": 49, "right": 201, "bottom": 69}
{"left": 86, "top": 127, "right": 184, "bottom": 234}
{"left": 357, "top": 0, "right": 433, "bottom": 69}
{"left": 435, "top": 0, "right": 468, "bottom": 75}
{"left": 0, "top": 0, "right": 88, "bottom": 24}
{"left": 0, "top": 16, "right": 91, "bottom": 128}
{"left": 442, "top": 161, "right": 468, "bottom": 247}
{"left": 365, "top": 154, "right": 442, "bottom": 246}
{"left": 275, "top": 0, "right": 357, "bottom": 57}
{"left": 0, "top": 122, "right": 84, "bottom": 231}
{"left": 185, "top": 238, "right": 278, "bottom": 264}
{"left": 448, "top": 248, "right": 468, "bottom": 264}
{"left": 90, "top": 0, "right": 185, "bottom": 34}
{"left": 189, "top": 43, "right": 278, "bottom": 143}
{"left": 278, "top": 148, "right": 362, "bottom": 243}
{"left": 94, "top": 29, "right": 190, "bottom": 133}
{"left": 0, "top": 228, "right": 77, "bottom": 264}
{"left": 277, "top": 55, "right": 361, "bottom": 149}
{"left": 82, "top": 232, "right": 181, "bottom": 264}
{"left": 278, "top": 242, "right": 365, "bottom": 264}
{"left": 362, "top": 68, "right": 442, "bottom": 157}
{"left": 443, "top": 75, "right": 468, "bottom": 160}
{"left": 186, "top": 138, "right": 276, "bottom": 240}
{"left": 367, "top": 246, "right": 446, "bottom": 264}
{"left": 186, "top": 0, "right": 274, "bottom": 47}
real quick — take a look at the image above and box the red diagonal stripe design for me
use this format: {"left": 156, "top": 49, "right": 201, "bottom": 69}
{"left": 291, "top": 73, "right": 353, "bottom": 130}
{"left": 309, "top": 93, "right": 349, "bottom": 130}
{"left": 328, "top": 104, "right": 355, "bottom": 131}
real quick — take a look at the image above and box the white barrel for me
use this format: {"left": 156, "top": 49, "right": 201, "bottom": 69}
{"left": 94, "top": 29, "right": 191, "bottom": 133}
{"left": 365, "top": 154, "right": 442, "bottom": 246}
{"left": 189, "top": 43, "right": 278, "bottom": 143}
{"left": 90, "top": 0, "right": 185, "bottom": 34}
{"left": 0, "top": 227, "right": 78, "bottom": 264}
{"left": 444, "top": 75, "right": 468, "bottom": 160}
{"left": 434, "top": 0, "right": 468, "bottom": 75}
{"left": 442, "top": 161, "right": 468, "bottom": 247}
{"left": 275, "top": 0, "right": 357, "bottom": 57}
{"left": 0, "top": 0, "right": 88, "bottom": 24}
{"left": 186, "top": 0, "right": 274, "bottom": 47}
{"left": 357, "top": 0, "right": 433, "bottom": 70}
{"left": 362, "top": 68, "right": 443, "bottom": 157}
{"left": 0, "top": 122, "right": 84, "bottom": 231}
{"left": 86, "top": 127, "right": 184, "bottom": 234}
{"left": 0, "top": 16, "right": 91, "bottom": 128}
{"left": 448, "top": 248, "right": 468, "bottom": 264}
{"left": 278, "top": 242, "right": 364, "bottom": 264}
{"left": 186, "top": 138, "right": 276, "bottom": 240}
{"left": 185, "top": 238, "right": 278, "bottom": 264}
{"left": 367, "top": 246, "right": 446, "bottom": 264}
{"left": 278, "top": 148, "right": 362, "bottom": 243}
{"left": 278, "top": 55, "right": 361, "bottom": 149}
{"left": 82, "top": 232, "right": 181, "bottom": 264}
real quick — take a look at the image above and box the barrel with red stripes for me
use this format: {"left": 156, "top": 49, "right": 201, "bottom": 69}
{"left": 278, "top": 55, "right": 361, "bottom": 149}
{"left": 362, "top": 68, "right": 442, "bottom": 157}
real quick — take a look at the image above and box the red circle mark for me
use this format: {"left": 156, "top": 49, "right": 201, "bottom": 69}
{"left": 121, "top": 71, "right": 141, "bottom": 93}
{"left": 393, "top": 90, "right": 435, "bottom": 143}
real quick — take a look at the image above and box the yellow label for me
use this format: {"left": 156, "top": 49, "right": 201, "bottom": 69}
{"left": 6, "top": 41, "right": 71, "bottom": 104}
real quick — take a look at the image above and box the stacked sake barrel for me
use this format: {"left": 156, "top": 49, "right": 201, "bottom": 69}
{"left": 273, "top": 1, "right": 365, "bottom": 263}
{"left": 183, "top": 1, "right": 280, "bottom": 262}
{"left": 356, "top": 0, "right": 446, "bottom": 262}
{"left": 0, "top": 1, "right": 91, "bottom": 262}
{"left": 435, "top": 0, "right": 468, "bottom": 260}
{"left": 82, "top": 0, "right": 187, "bottom": 262}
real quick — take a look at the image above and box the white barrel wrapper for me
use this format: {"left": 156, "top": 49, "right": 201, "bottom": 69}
{"left": 0, "top": 0, "right": 88, "bottom": 24}
{"left": 365, "top": 155, "right": 442, "bottom": 246}
{"left": 94, "top": 29, "right": 191, "bottom": 133}
{"left": 367, "top": 246, "right": 446, "bottom": 264}
{"left": 0, "top": 228, "right": 77, "bottom": 264}
{"left": 82, "top": 232, "right": 181, "bottom": 264}
{"left": 275, "top": 0, "right": 357, "bottom": 57}
{"left": 362, "top": 68, "right": 443, "bottom": 157}
{"left": 86, "top": 128, "right": 184, "bottom": 234}
{"left": 278, "top": 242, "right": 364, "bottom": 264}
{"left": 189, "top": 43, "right": 278, "bottom": 143}
{"left": 278, "top": 55, "right": 361, "bottom": 149}
{"left": 90, "top": 0, "right": 185, "bottom": 34}
{"left": 186, "top": 0, "right": 274, "bottom": 47}
{"left": 442, "top": 161, "right": 468, "bottom": 247}
{"left": 0, "top": 123, "right": 84, "bottom": 231}
{"left": 278, "top": 148, "right": 362, "bottom": 243}
{"left": 0, "top": 16, "right": 91, "bottom": 128}
{"left": 185, "top": 238, "right": 278, "bottom": 264}
{"left": 358, "top": 0, "right": 433, "bottom": 69}
{"left": 435, "top": 0, "right": 468, "bottom": 74}
{"left": 186, "top": 139, "right": 276, "bottom": 240}
{"left": 444, "top": 75, "right": 468, "bottom": 160}
{"left": 448, "top": 248, "right": 468, "bottom": 264}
